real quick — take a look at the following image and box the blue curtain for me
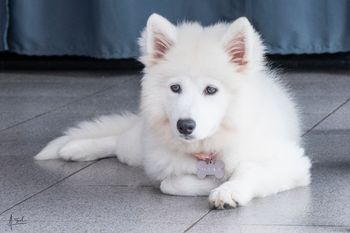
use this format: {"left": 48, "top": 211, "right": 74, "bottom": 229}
{"left": 1, "top": 0, "right": 350, "bottom": 58}
{"left": 249, "top": 0, "right": 350, "bottom": 54}
{"left": 0, "top": 0, "right": 8, "bottom": 51}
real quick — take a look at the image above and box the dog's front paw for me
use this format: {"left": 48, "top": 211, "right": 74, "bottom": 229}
{"left": 209, "top": 187, "right": 238, "bottom": 209}
{"left": 208, "top": 181, "right": 252, "bottom": 209}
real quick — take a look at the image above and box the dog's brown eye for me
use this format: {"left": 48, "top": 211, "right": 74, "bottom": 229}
{"left": 170, "top": 84, "right": 181, "bottom": 93}
{"left": 204, "top": 86, "right": 218, "bottom": 95}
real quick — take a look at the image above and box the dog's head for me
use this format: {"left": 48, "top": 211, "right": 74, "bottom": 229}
{"left": 139, "top": 14, "right": 265, "bottom": 143}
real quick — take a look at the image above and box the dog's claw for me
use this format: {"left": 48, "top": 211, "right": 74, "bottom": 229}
{"left": 223, "top": 203, "right": 235, "bottom": 209}
{"left": 209, "top": 200, "right": 238, "bottom": 210}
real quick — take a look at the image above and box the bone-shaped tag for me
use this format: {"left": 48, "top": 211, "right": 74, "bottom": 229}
{"left": 196, "top": 159, "right": 225, "bottom": 179}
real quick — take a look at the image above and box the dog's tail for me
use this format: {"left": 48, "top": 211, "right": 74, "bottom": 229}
{"left": 34, "top": 113, "right": 143, "bottom": 167}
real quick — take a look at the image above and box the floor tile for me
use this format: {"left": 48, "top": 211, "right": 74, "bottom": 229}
{"left": 0, "top": 96, "right": 77, "bottom": 130}
{"left": 283, "top": 70, "right": 350, "bottom": 98}
{"left": 314, "top": 100, "right": 350, "bottom": 130}
{"left": 57, "top": 80, "right": 141, "bottom": 116}
{"left": 0, "top": 185, "right": 208, "bottom": 233}
{"left": 282, "top": 71, "right": 350, "bottom": 132}
{"left": 0, "top": 71, "right": 141, "bottom": 130}
{"left": 303, "top": 130, "right": 350, "bottom": 164}
{"left": 0, "top": 96, "right": 138, "bottom": 158}
{"left": 0, "top": 70, "right": 139, "bottom": 83}
{"left": 187, "top": 225, "right": 349, "bottom": 233}
{"left": 0, "top": 155, "right": 91, "bottom": 212}
{"left": 296, "top": 95, "right": 349, "bottom": 132}
{"left": 188, "top": 163, "right": 350, "bottom": 229}
{"left": 0, "top": 71, "right": 141, "bottom": 214}
{"left": 63, "top": 158, "right": 154, "bottom": 187}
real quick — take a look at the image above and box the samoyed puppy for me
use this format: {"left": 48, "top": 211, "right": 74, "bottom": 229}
{"left": 35, "top": 14, "right": 311, "bottom": 209}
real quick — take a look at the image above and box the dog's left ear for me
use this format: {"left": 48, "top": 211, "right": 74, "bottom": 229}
{"left": 222, "top": 17, "right": 264, "bottom": 72}
{"left": 139, "top": 14, "right": 177, "bottom": 66}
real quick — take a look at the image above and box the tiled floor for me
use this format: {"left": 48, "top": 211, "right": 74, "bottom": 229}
{"left": 0, "top": 70, "right": 349, "bottom": 233}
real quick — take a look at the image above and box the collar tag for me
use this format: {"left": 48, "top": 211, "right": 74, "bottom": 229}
{"left": 194, "top": 152, "right": 225, "bottom": 179}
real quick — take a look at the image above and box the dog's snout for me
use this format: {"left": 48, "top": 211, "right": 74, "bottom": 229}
{"left": 177, "top": 119, "right": 196, "bottom": 135}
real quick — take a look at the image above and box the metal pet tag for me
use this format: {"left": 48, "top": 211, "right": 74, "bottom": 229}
{"left": 196, "top": 159, "right": 225, "bottom": 179}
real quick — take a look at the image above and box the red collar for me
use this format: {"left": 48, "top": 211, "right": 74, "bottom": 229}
{"left": 192, "top": 152, "right": 218, "bottom": 161}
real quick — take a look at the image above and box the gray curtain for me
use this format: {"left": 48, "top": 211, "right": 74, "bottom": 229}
{"left": 1, "top": 0, "right": 350, "bottom": 58}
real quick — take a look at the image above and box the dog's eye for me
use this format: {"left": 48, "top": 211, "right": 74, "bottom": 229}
{"left": 204, "top": 86, "right": 218, "bottom": 95}
{"left": 170, "top": 84, "right": 181, "bottom": 93}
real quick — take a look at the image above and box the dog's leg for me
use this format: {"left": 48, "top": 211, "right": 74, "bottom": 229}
{"left": 160, "top": 175, "right": 221, "bottom": 196}
{"left": 58, "top": 136, "right": 117, "bottom": 162}
{"left": 209, "top": 154, "right": 311, "bottom": 209}
{"left": 35, "top": 113, "right": 143, "bottom": 166}
{"left": 58, "top": 123, "right": 142, "bottom": 166}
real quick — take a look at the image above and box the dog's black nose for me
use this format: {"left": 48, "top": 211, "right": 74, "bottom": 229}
{"left": 177, "top": 119, "right": 196, "bottom": 135}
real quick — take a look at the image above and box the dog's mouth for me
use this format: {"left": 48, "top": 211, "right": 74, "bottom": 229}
{"left": 179, "top": 134, "right": 195, "bottom": 141}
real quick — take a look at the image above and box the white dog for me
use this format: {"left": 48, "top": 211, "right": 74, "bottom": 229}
{"left": 35, "top": 14, "right": 311, "bottom": 209}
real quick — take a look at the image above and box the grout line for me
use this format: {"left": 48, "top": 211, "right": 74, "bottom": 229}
{"left": 302, "top": 96, "right": 350, "bottom": 137}
{"left": 0, "top": 161, "right": 98, "bottom": 216}
{"left": 183, "top": 215, "right": 350, "bottom": 231}
{"left": 183, "top": 210, "right": 212, "bottom": 232}
{"left": 235, "top": 223, "right": 350, "bottom": 228}
{"left": 84, "top": 184, "right": 155, "bottom": 188}
{"left": 0, "top": 84, "right": 119, "bottom": 133}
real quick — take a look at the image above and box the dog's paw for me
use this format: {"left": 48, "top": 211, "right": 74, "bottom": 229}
{"left": 209, "top": 187, "right": 238, "bottom": 209}
{"left": 208, "top": 181, "right": 252, "bottom": 209}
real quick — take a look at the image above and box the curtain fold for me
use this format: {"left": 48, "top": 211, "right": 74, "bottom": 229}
{"left": 1, "top": 0, "right": 350, "bottom": 58}
{"left": 249, "top": 0, "right": 350, "bottom": 55}
{"left": 0, "top": 0, "right": 9, "bottom": 50}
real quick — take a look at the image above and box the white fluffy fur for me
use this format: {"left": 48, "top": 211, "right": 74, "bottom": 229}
{"left": 35, "top": 14, "right": 311, "bottom": 209}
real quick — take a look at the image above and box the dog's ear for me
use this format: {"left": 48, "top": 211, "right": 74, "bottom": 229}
{"left": 222, "top": 17, "right": 264, "bottom": 72}
{"left": 139, "top": 14, "right": 177, "bottom": 66}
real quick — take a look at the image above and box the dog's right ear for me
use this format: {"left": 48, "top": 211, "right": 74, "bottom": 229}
{"left": 139, "top": 14, "right": 177, "bottom": 66}
{"left": 222, "top": 17, "right": 265, "bottom": 72}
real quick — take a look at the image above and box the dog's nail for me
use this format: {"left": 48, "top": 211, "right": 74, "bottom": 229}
{"left": 223, "top": 203, "right": 233, "bottom": 209}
